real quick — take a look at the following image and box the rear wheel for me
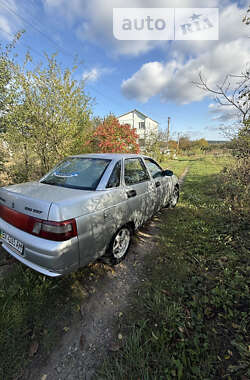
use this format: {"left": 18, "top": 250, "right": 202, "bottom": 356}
{"left": 168, "top": 186, "right": 179, "bottom": 208}
{"left": 107, "top": 226, "right": 131, "bottom": 265}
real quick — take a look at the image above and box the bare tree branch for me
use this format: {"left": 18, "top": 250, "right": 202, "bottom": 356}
{"left": 193, "top": 70, "right": 250, "bottom": 123}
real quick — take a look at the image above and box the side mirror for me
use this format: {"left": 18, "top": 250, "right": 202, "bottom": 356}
{"left": 162, "top": 169, "right": 173, "bottom": 176}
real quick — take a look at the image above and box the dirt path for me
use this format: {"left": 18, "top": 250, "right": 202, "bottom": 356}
{"left": 27, "top": 221, "right": 160, "bottom": 380}
{"left": 26, "top": 167, "right": 189, "bottom": 380}
{"left": 179, "top": 166, "right": 189, "bottom": 185}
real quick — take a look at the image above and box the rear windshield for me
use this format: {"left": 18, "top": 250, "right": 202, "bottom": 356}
{"left": 41, "top": 158, "right": 111, "bottom": 190}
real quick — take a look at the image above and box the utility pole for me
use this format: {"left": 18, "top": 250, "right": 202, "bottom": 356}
{"left": 166, "top": 117, "right": 170, "bottom": 150}
{"left": 177, "top": 132, "right": 180, "bottom": 155}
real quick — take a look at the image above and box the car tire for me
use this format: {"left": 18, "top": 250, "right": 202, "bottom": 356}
{"left": 106, "top": 225, "right": 132, "bottom": 265}
{"left": 167, "top": 185, "right": 179, "bottom": 208}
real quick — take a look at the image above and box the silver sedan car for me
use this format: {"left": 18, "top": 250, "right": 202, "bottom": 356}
{"left": 0, "top": 154, "right": 179, "bottom": 277}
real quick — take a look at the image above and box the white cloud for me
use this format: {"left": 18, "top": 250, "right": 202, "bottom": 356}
{"left": 43, "top": 0, "right": 86, "bottom": 24}
{"left": 43, "top": 0, "right": 250, "bottom": 111}
{"left": 121, "top": 61, "right": 169, "bottom": 102}
{"left": 208, "top": 103, "right": 242, "bottom": 123}
{"left": 82, "top": 68, "right": 100, "bottom": 82}
{"left": 0, "top": 15, "right": 12, "bottom": 38}
{"left": 0, "top": 0, "right": 22, "bottom": 40}
{"left": 82, "top": 67, "right": 113, "bottom": 82}
{"left": 121, "top": 2, "right": 250, "bottom": 104}
{"left": 122, "top": 38, "right": 250, "bottom": 104}
{"left": 43, "top": 0, "right": 220, "bottom": 56}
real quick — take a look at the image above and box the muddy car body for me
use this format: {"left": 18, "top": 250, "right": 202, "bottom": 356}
{"left": 0, "top": 154, "right": 179, "bottom": 277}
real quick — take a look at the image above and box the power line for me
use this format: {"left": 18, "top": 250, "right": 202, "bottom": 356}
{"left": 0, "top": 26, "right": 45, "bottom": 59}
{"left": 0, "top": 0, "right": 127, "bottom": 112}
{"left": 0, "top": 0, "right": 72, "bottom": 57}
{"left": 0, "top": 29, "right": 126, "bottom": 112}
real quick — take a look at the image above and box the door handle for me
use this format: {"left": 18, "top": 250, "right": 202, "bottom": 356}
{"left": 155, "top": 181, "right": 161, "bottom": 187}
{"left": 127, "top": 189, "right": 137, "bottom": 198}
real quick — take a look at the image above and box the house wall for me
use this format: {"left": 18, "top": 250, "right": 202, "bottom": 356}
{"left": 118, "top": 110, "right": 158, "bottom": 145}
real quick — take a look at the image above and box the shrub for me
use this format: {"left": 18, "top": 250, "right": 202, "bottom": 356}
{"left": 85, "top": 116, "right": 140, "bottom": 153}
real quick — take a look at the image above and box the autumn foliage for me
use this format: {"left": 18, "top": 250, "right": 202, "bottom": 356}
{"left": 86, "top": 116, "right": 140, "bottom": 153}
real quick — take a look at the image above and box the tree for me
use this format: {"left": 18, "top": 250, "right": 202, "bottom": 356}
{"left": 144, "top": 131, "right": 162, "bottom": 161}
{"left": 0, "top": 32, "right": 25, "bottom": 182}
{"left": 85, "top": 116, "right": 140, "bottom": 153}
{"left": 192, "top": 138, "right": 209, "bottom": 151}
{"left": 194, "top": 70, "right": 250, "bottom": 126}
{"left": 194, "top": 7, "right": 249, "bottom": 128}
{"left": 179, "top": 136, "right": 192, "bottom": 151}
{"left": 0, "top": 31, "right": 24, "bottom": 120}
{"left": 192, "top": 9, "right": 250, "bottom": 222}
{"left": 243, "top": 5, "right": 250, "bottom": 25}
{"left": 2, "top": 53, "right": 93, "bottom": 178}
{"left": 168, "top": 140, "right": 177, "bottom": 150}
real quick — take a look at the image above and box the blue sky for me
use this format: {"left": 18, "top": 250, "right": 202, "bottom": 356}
{"left": 0, "top": 0, "right": 249, "bottom": 140}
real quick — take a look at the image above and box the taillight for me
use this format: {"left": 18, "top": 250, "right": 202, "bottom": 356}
{"left": 31, "top": 219, "right": 77, "bottom": 241}
{"left": 0, "top": 205, "right": 77, "bottom": 241}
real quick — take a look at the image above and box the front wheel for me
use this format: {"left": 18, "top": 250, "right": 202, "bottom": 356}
{"left": 107, "top": 226, "right": 132, "bottom": 265}
{"left": 168, "top": 186, "right": 179, "bottom": 208}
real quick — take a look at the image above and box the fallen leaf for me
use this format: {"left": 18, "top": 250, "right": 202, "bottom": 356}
{"left": 41, "top": 375, "right": 47, "bottom": 380}
{"left": 63, "top": 327, "right": 69, "bottom": 332}
{"left": 29, "top": 341, "right": 39, "bottom": 357}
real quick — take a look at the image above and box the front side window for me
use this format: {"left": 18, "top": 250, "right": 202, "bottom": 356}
{"left": 124, "top": 158, "right": 150, "bottom": 185}
{"left": 41, "top": 158, "right": 111, "bottom": 190}
{"left": 106, "top": 161, "right": 121, "bottom": 188}
{"left": 144, "top": 158, "right": 163, "bottom": 179}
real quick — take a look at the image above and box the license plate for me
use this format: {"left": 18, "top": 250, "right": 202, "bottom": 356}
{"left": 0, "top": 230, "right": 24, "bottom": 254}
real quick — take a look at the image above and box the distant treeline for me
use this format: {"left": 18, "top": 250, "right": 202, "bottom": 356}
{"left": 207, "top": 140, "right": 228, "bottom": 144}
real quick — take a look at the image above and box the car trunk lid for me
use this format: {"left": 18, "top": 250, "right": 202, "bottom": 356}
{"left": 0, "top": 181, "right": 100, "bottom": 221}
{"left": 0, "top": 182, "right": 54, "bottom": 220}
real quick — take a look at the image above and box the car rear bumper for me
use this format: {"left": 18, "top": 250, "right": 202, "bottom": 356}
{"left": 0, "top": 218, "right": 80, "bottom": 277}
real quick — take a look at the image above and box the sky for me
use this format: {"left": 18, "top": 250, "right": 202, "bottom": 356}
{"left": 0, "top": 0, "right": 249, "bottom": 141}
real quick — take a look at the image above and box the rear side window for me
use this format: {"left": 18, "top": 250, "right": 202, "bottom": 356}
{"left": 106, "top": 161, "right": 121, "bottom": 188}
{"left": 124, "top": 158, "right": 150, "bottom": 185}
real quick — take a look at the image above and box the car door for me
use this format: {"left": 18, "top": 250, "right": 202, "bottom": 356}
{"left": 144, "top": 158, "right": 165, "bottom": 211}
{"left": 123, "top": 157, "right": 154, "bottom": 228}
{"left": 144, "top": 158, "right": 171, "bottom": 209}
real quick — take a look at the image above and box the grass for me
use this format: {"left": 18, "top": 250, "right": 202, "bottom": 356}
{"left": 97, "top": 155, "right": 250, "bottom": 380}
{"left": 162, "top": 155, "right": 193, "bottom": 177}
{"left": 0, "top": 254, "right": 113, "bottom": 379}
{"left": 0, "top": 265, "right": 76, "bottom": 379}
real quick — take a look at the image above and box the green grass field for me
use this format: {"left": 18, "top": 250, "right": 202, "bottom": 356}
{"left": 98, "top": 155, "right": 250, "bottom": 379}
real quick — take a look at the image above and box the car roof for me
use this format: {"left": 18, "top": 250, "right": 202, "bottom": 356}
{"left": 70, "top": 153, "right": 151, "bottom": 160}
